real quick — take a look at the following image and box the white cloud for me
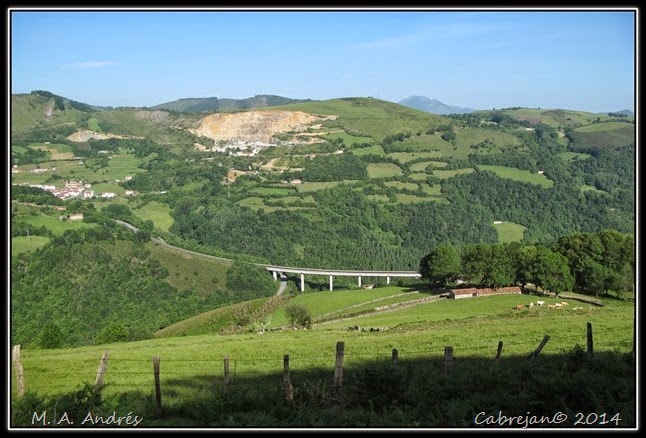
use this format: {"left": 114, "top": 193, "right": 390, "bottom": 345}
{"left": 66, "top": 61, "right": 116, "bottom": 69}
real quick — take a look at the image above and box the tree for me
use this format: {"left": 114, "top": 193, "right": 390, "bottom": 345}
{"left": 462, "top": 243, "right": 516, "bottom": 288}
{"left": 284, "top": 304, "right": 311, "bottom": 329}
{"left": 419, "top": 243, "right": 461, "bottom": 287}
{"left": 530, "top": 246, "right": 574, "bottom": 296}
{"left": 39, "top": 322, "right": 63, "bottom": 349}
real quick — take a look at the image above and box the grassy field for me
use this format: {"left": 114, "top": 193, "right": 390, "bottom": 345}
{"left": 323, "top": 131, "right": 374, "bottom": 145}
{"left": 87, "top": 117, "right": 103, "bottom": 132}
{"left": 478, "top": 165, "right": 554, "bottom": 188}
{"left": 295, "top": 180, "right": 360, "bottom": 193}
{"left": 28, "top": 142, "right": 75, "bottom": 160}
{"left": 580, "top": 184, "right": 607, "bottom": 194}
{"left": 13, "top": 292, "right": 633, "bottom": 400}
{"left": 269, "top": 98, "right": 445, "bottom": 143}
{"left": 409, "top": 160, "right": 448, "bottom": 172}
{"left": 11, "top": 236, "right": 50, "bottom": 256}
{"left": 385, "top": 133, "right": 450, "bottom": 152}
{"left": 146, "top": 240, "right": 232, "bottom": 296}
{"left": 387, "top": 151, "right": 444, "bottom": 163}
{"left": 420, "top": 183, "right": 442, "bottom": 196}
{"left": 431, "top": 168, "right": 475, "bottom": 179}
{"left": 15, "top": 214, "right": 98, "bottom": 235}
{"left": 492, "top": 221, "right": 527, "bottom": 243}
{"left": 408, "top": 173, "right": 429, "bottom": 181}
{"left": 249, "top": 187, "right": 297, "bottom": 196}
{"left": 367, "top": 163, "right": 403, "bottom": 178}
{"left": 384, "top": 181, "right": 418, "bottom": 191}
{"left": 132, "top": 201, "right": 174, "bottom": 231}
{"left": 395, "top": 193, "right": 437, "bottom": 204}
{"left": 569, "top": 122, "right": 634, "bottom": 149}
{"left": 350, "top": 144, "right": 385, "bottom": 157}
{"left": 454, "top": 128, "right": 520, "bottom": 152}
{"left": 557, "top": 151, "right": 592, "bottom": 162}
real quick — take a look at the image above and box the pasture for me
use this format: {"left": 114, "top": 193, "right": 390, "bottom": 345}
{"left": 478, "top": 165, "right": 554, "bottom": 188}
{"left": 132, "top": 201, "right": 174, "bottom": 231}
{"left": 11, "top": 236, "right": 50, "bottom": 256}
{"left": 384, "top": 181, "right": 418, "bottom": 191}
{"left": 28, "top": 142, "right": 75, "bottom": 160}
{"left": 12, "top": 291, "right": 633, "bottom": 400}
{"left": 387, "top": 151, "right": 444, "bottom": 163}
{"left": 492, "top": 221, "right": 527, "bottom": 243}
{"left": 367, "top": 163, "right": 403, "bottom": 178}
{"left": 146, "top": 240, "right": 232, "bottom": 296}
{"left": 350, "top": 144, "right": 385, "bottom": 157}
{"left": 296, "top": 181, "right": 360, "bottom": 193}
{"left": 408, "top": 173, "right": 429, "bottom": 181}
{"left": 324, "top": 131, "right": 374, "bottom": 146}
{"left": 15, "top": 214, "right": 98, "bottom": 235}
{"left": 557, "top": 151, "right": 592, "bottom": 162}
{"left": 431, "top": 168, "right": 475, "bottom": 179}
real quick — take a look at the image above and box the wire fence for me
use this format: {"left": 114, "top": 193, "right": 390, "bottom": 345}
{"left": 11, "top": 324, "right": 634, "bottom": 398}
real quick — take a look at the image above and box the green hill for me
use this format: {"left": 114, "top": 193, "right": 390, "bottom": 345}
{"left": 10, "top": 231, "right": 240, "bottom": 348}
{"left": 151, "top": 94, "right": 311, "bottom": 113}
{"left": 268, "top": 97, "right": 447, "bottom": 142}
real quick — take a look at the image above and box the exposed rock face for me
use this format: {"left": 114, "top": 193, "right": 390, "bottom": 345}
{"left": 66, "top": 130, "right": 143, "bottom": 142}
{"left": 190, "top": 110, "right": 336, "bottom": 143}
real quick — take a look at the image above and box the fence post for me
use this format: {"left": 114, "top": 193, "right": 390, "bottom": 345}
{"left": 586, "top": 322, "right": 594, "bottom": 358}
{"left": 530, "top": 335, "right": 550, "bottom": 363}
{"left": 95, "top": 351, "right": 110, "bottom": 387}
{"left": 392, "top": 348, "right": 398, "bottom": 365}
{"left": 443, "top": 346, "right": 454, "bottom": 374}
{"left": 152, "top": 356, "right": 162, "bottom": 418}
{"left": 494, "top": 341, "right": 503, "bottom": 364}
{"left": 12, "top": 345, "right": 26, "bottom": 397}
{"left": 223, "top": 355, "right": 230, "bottom": 397}
{"left": 334, "top": 341, "right": 345, "bottom": 399}
{"left": 283, "top": 354, "right": 294, "bottom": 401}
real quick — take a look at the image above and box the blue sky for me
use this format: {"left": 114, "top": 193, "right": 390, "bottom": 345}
{"left": 10, "top": 8, "right": 636, "bottom": 112}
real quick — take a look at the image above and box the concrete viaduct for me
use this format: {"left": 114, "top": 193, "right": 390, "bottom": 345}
{"left": 263, "top": 265, "right": 422, "bottom": 292}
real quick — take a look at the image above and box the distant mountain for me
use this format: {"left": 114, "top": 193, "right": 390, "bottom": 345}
{"left": 398, "top": 96, "right": 475, "bottom": 115}
{"left": 151, "top": 94, "right": 312, "bottom": 113}
{"left": 609, "top": 109, "right": 634, "bottom": 118}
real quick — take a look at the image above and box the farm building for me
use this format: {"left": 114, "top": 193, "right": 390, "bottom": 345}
{"left": 448, "top": 286, "right": 522, "bottom": 299}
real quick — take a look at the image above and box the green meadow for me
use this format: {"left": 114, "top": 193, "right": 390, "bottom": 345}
{"left": 478, "top": 165, "right": 554, "bottom": 188}
{"left": 492, "top": 221, "right": 527, "bottom": 243}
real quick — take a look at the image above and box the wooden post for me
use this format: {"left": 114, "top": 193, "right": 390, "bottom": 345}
{"left": 494, "top": 341, "right": 503, "bottom": 364}
{"left": 586, "top": 322, "right": 593, "bottom": 358}
{"left": 530, "top": 335, "right": 550, "bottom": 363}
{"left": 223, "top": 355, "right": 230, "bottom": 397}
{"left": 12, "top": 345, "right": 25, "bottom": 397}
{"left": 283, "top": 354, "right": 294, "bottom": 401}
{"left": 443, "top": 346, "right": 454, "bottom": 374}
{"left": 152, "top": 356, "right": 161, "bottom": 417}
{"left": 334, "top": 341, "right": 345, "bottom": 399}
{"left": 95, "top": 350, "right": 110, "bottom": 387}
{"left": 392, "top": 348, "right": 398, "bottom": 365}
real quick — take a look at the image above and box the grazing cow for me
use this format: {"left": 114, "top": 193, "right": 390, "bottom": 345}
{"left": 514, "top": 304, "right": 524, "bottom": 310}
{"left": 548, "top": 304, "right": 556, "bottom": 309}
{"left": 561, "top": 302, "right": 569, "bottom": 306}
{"left": 554, "top": 303, "right": 562, "bottom": 309}
{"left": 536, "top": 301, "right": 545, "bottom": 306}
{"left": 529, "top": 302, "right": 534, "bottom": 309}
{"left": 573, "top": 307, "right": 582, "bottom": 311}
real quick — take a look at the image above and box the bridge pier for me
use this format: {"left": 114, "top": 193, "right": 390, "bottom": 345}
{"left": 358, "top": 275, "right": 362, "bottom": 287}
{"left": 329, "top": 275, "right": 333, "bottom": 291}
{"left": 300, "top": 273, "right": 305, "bottom": 292}
{"left": 272, "top": 271, "right": 277, "bottom": 281}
